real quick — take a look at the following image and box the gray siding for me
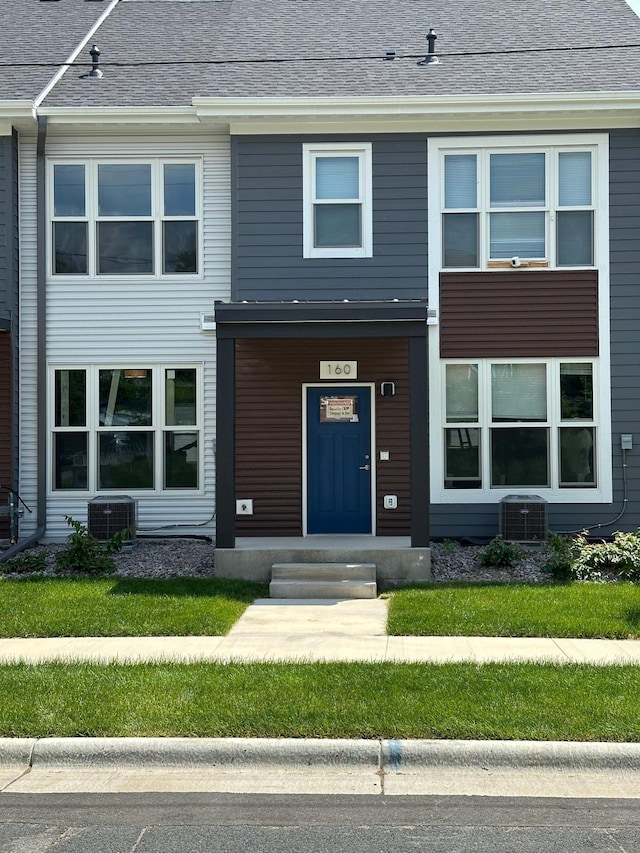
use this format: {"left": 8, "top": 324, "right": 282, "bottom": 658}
{"left": 0, "top": 133, "right": 19, "bottom": 321}
{"left": 0, "top": 130, "right": 19, "bottom": 499}
{"left": 232, "top": 134, "right": 428, "bottom": 301}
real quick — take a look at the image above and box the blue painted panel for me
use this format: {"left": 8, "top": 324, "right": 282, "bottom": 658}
{"left": 307, "top": 386, "right": 371, "bottom": 533}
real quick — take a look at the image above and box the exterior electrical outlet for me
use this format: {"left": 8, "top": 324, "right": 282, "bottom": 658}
{"left": 236, "top": 499, "right": 253, "bottom": 515}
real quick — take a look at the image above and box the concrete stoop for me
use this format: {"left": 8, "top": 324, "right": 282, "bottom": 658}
{"left": 269, "top": 562, "right": 377, "bottom": 599}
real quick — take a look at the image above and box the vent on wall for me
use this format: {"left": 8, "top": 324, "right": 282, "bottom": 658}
{"left": 88, "top": 496, "right": 137, "bottom": 544}
{"left": 499, "top": 495, "right": 548, "bottom": 543}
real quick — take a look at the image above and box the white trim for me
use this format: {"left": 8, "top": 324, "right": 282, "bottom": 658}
{"left": 194, "top": 91, "right": 640, "bottom": 119}
{"left": 302, "top": 382, "right": 376, "bottom": 535}
{"left": 48, "top": 156, "right": 204, "bottom": 279}
{"left": 302, "top": 142, "right": 372, "bottom": 259}
{"left": 49, "top": 362, "right": 204, "bottom": 497}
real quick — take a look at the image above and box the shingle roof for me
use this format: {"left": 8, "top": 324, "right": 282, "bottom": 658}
{"left": 13, "top": 0, "right": 640, "bottom": 107}
{"left": 0, "top": 0, "right": 114, "bottom": 101}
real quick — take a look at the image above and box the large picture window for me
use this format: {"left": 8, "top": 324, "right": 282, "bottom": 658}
{"left": 444, "top": 360, "right": 597, "bottom": 492}
{"left": 441, "top": 144, "right": 595, "bottom": 269}
{"left": 52, "top": 366, "right": 200, "bottom": 492}
{"left": 51, "top": 159, "right": 200, "bottom": 276}
{"left": 303, "top": 143, "right": 372, "bottom": 258}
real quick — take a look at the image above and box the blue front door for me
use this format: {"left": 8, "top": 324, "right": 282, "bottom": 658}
{"left": 306, "top": 386, "right": 372, "bottom": 534}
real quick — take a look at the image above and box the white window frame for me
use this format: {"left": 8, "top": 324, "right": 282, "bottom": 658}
{"left": 302, "top": 142, "right": 373, "bottom": 259}
{"left": 434, "top": 357, "right": 611, "bottom": 504}
{"left": 434, "top": 137, "right": 602, "bottom": 271}
{"left": 49, "top": 157, "right": 203, "bottom": 278}
{"left": 428, "top": 133, "right": 611, "bottom": 505}
{"left": 49, "top": 363, "right": 203, "bottom": 495}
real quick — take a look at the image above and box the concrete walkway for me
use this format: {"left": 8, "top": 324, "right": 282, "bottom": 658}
{"left": 1, "top": 599, "right": 640, "bottom": 797}
{"left": 1, "top": 598, "right": 639, "bottom": 664}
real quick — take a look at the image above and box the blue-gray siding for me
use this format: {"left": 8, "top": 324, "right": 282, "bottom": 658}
{"left": 0, "top": 130, "right": 19, "bottom": 495}
{"left": 232, "top": 129, "right": 640, "bottom": 540}
{"left": 232, "top": 134, "right": 428, "bottom": 301}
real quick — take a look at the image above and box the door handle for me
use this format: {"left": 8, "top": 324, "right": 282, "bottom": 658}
{"left": 359, "top": 464, "right": 370, "bottom": 471}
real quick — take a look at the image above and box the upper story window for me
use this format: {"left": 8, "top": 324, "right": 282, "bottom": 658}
{"left": 51, "top": 159, "right": 201, "bottom": 276}
{"left": 303, "top": 143, "right": 372, "bottom": 259}
{"left": 441, "top": 144, "right": 596, "bottom": 269}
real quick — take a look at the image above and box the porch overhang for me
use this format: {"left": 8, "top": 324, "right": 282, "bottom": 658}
{"left": 214, "top": 298, "right": 430, "bottom": 552}
{"left": 214, "top": 298, "right": 430, "bottom": 339}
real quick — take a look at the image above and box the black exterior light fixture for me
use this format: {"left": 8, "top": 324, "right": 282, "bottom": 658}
{"left": 417, "top": 28, "right": 439, "bottom": 65}
{"left": 381, "top": 382, "right": 396, "bottom": 397}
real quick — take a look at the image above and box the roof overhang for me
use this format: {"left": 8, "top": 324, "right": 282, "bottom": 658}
{"left": 214, "top": 299, "right": 431, "bottom": 339}
{"left": 194, "top": 91, "right": 640, "bottom": 134}
{"left": 0, "top": 102, "right": 36, "bottom": 131}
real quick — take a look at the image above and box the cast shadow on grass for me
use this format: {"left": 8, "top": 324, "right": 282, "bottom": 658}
{"left": 107, "top": 577, "right": 268, "bottom": 601}
{"left": 624, "top": 608, "right": 640, "bottom": 629}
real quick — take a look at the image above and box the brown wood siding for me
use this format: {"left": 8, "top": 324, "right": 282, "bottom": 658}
{"left": 0, "top": 333, "right": 11, "bottom": 539}
{"left": 440, "top": 271, "right": 599, "bottom": 358}
{"left": 235, "top": 338, "right": 410, "bottom": 536}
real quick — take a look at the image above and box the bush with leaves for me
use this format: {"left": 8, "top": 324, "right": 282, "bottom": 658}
{"left": 54, "top": 515, "right": 124, "bottom": 575}
{"left": 543, "top": 529, "right": 640, "bottom": 582}
{"left": 574, "top": 530, "right": 640, "bottom": 582}
{"left": 479, "top": 536, "right": 524, "bottom": 568}
{"left": 542, "top": 531, "right": 581, "bottom": 582}
{"left": 0, "top": 550, "right": 47, "bottom": 575}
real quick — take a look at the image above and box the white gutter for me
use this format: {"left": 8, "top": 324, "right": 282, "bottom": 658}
{"left": 38, "top": 106, "right": 201, "bottom": 125}
{"left": 189, "top": 91, "right": 640, "bottom": 134}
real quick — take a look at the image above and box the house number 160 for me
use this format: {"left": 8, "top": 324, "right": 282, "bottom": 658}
{"left": 319, "top": 361, "right": 358, "bottom": 379}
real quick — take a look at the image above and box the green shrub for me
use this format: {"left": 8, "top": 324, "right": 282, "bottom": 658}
{"left": 54, "top": 516, "right": 124, "bottom": 575}
{"left": 574, "top": 531, "right": 640, "bottom": 582}
{"left": 479, "top": 536, "right": 524, "bottom": 568}
{"left": 0, "top": 550, "right": 47, "bottom": 575}
{"left": 543, "top": 529, "right": 640, "bottom": 582}
{"left": 542, "top": 532, "right": 580, "bottom": 582}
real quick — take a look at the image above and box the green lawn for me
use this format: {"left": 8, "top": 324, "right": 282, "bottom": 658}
{"left": 387, "top": 582, "right": 640, "bottom": 638}
{"left": 0, "top": 577, "right": 267, "bottom": 637}
{"left": 0, "top": 661, "right": 638, "bottom": 741}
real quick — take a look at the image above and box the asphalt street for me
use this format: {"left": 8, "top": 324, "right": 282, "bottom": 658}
{"left": 1, "top": 793, "right": 639, "bottom": 852}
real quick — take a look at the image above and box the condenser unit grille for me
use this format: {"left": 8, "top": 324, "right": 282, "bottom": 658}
{"left": 499, "top": 495, "right": 547, "bottom": 543}
{"left": 88, "top": 496, "right": 137, "bottom": 543}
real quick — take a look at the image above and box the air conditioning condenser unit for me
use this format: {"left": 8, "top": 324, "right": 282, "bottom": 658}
{"left": 499, "top": 495, "right": 547, "bottom": 543}
{"left": 88, "top": 496, "right": 137, "bottom": 544}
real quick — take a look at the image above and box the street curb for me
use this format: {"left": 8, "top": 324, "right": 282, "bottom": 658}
{"left": 2, "top": 738, "right": 639, "bottom": 772}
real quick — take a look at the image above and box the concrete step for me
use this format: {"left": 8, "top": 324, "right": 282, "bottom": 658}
{"left": 269, "top": 562, "right": 378, "bottom": 599}
{"left": 269, "top": 579, "right": 378, "bottom": 600}
{"left": 271, "top": 562, "right": 376, "bottom": 582}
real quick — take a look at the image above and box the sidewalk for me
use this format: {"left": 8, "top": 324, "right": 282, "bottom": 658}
{"left": 0, "top": 598, "right": 639, "bottom": 664}
{"left": 1, "top": 599, "right": 639, "bottom": 798}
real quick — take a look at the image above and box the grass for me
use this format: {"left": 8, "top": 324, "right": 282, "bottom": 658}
{"left": 387, "top": 582, "right": 640, "bottom": 639}
{"left": 0, "top": 660, "right": 638, "bottom": 741}
{"left": 0, "top": 577, "right": 267, "bottom": 637}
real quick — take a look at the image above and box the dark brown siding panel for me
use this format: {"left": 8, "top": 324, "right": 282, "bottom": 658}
{"left": 0, "top": 333, "right": 11, "bottom": 539}
{"left": 235, "top": 338, "right": 410, "bottom": 536}
{"left": 440, "top": 271, "right": 599, "bottom": 358}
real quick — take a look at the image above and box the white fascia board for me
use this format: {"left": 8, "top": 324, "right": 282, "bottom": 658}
{"left": 193, "top": 91, "right": 640, "bottom": 133}
{"left": 38, "top": 106, "right": 204, "bottom": 126}
{"left": 0, "top": 102, "right": 36, "bottom": 126}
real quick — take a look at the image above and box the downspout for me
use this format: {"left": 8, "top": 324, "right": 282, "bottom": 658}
{"left": 0, "top": 116, "right": 47, "bottom": 561}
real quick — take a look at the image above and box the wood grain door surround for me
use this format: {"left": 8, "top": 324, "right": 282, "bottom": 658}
{"left": 235, "top": 338, "right": 411, "bottom": 537}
